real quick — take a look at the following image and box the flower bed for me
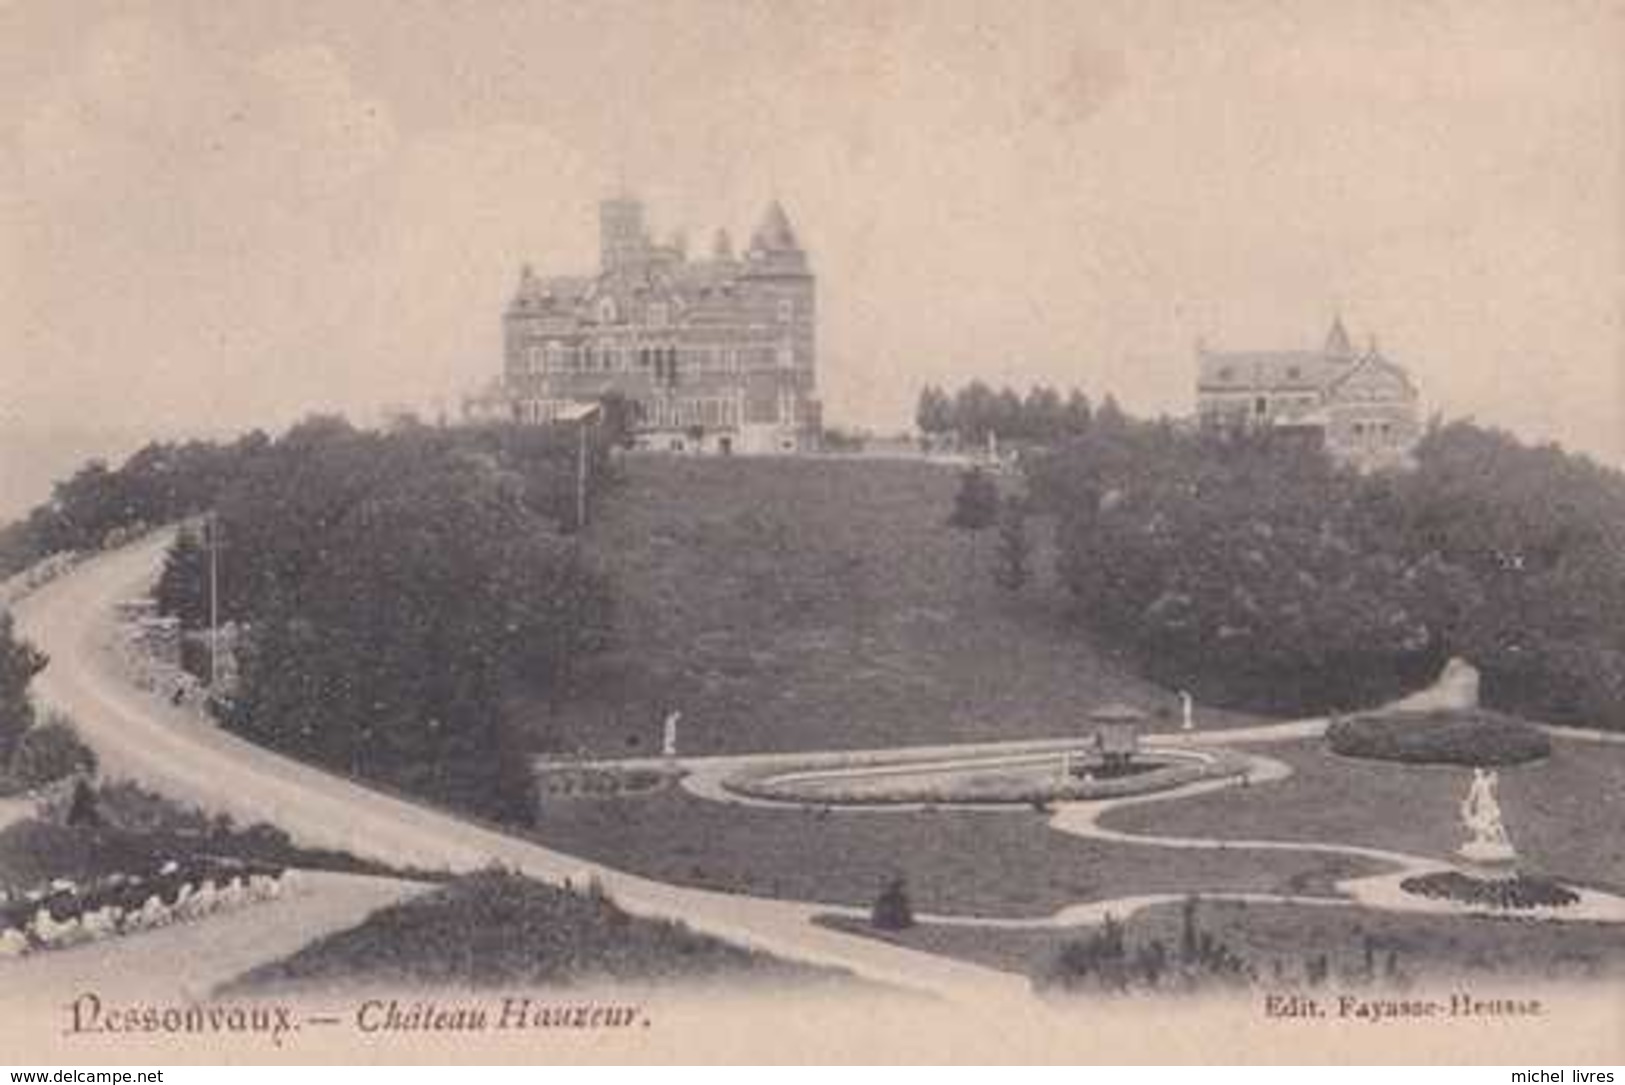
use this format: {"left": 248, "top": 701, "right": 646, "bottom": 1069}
{"left": 724, "top": 747, "right": 1248, "bottom": 807}
{"left": 536, "top": 764, "right": 682, "bottom": 800}
{"left": 0, "top": 855, "right": 289, "bottom": 958}
{"left": 1399, "top": 870, "right": 1578, "bottom": 910}
{"left": 1326, "top": 709, "right": 1550, "bottom": 767}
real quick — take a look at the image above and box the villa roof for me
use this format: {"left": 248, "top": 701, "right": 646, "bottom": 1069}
{"left": 1197, "top": 350, "right": 1345, "bottom": 392}
{"left": 1325, "top": 350, "right": 1420, "bottom": 400}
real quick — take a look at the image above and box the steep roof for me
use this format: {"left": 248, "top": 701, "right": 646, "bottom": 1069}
{"left": 1197, "top": 350, "right": 1344, "bottom": 392}
{"left": 750, "top": 201, "right": 801, "bottom": 252}
{"left": 1324, "top": 315, "right": 1353, "bottom": 359}
{"left": 1325, "top": 350, "right": 1419, "bottom": 400}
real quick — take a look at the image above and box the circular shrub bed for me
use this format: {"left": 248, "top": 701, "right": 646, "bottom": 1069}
{"left": 1400, "top": 870, "right": 1578, "bottom": 910}
{"left": 1326, "top": 709, "right": 1550, "bottom": 766}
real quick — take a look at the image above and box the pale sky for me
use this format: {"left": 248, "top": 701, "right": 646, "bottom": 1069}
{"left": 3, "top": 0, "right": 1622, "bottom": 468}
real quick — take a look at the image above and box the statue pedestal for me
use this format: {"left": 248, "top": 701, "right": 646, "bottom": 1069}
{"left": 1457, "top": 840, "right": 1519, "bottom": 881}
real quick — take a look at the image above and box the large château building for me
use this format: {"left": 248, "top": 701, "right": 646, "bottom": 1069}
{"left": 470, "top": 195, "right": 820, "bottom": 454}
{"left": 1195, "top": 317, "right": 1422, "bottom": 471}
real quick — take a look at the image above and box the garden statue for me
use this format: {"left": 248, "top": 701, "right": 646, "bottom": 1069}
{"left": 662, "top": 711, "right": 682, "bottom": 759}
{"left": 1179, "top": 690, "right": 1195, "bottom": 732}
{"left": 1458, "top": 768, "right": 1517, "bottom": 867}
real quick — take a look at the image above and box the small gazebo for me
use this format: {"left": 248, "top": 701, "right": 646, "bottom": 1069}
{"left": 1089, "top": 702, "right": 1148, "bottom": 767}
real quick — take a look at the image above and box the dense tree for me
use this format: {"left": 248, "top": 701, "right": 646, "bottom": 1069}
{"left": 948, "top": 466, "right": 1000, "bottom": 578}
{"left": 1025, "top": 412, "right": 1625, "bottom": 726}
{"left": 0, "top": 614, "right": 47, "bottom": 763}
{"left": 992, "top": 494, "right": 1033, "bottom": 592}
{"left": 948, "top": 467, "right": 1000, "bottom": 534}
{"left": 154, "top": 526, "right": 211, "bottom": 627}
{"left": 195, "top": 422, "right": 615, "bottom": 821}
{"left": 914, "top": 385, "right": 953, "bottom": 435}
{"left": 913, "top": 381, "right": 1100, "bottom": 447}
{"left": 952, "top": 381, "right": 1000, "bottom": 445}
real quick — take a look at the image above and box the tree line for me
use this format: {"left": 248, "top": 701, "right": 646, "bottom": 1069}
{"left": 916, "top": 381, "right": 1126, "bottom": 446}
{"left": 1, "top": 414, "right": 618, "bottom": 823}
{"left": 151, "top": 417, "right": 615, "bottom": 822}
{"left": 1022, "top": 416, "right": 1625, "bottom": 728}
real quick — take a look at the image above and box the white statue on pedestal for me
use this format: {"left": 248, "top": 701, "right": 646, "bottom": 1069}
{"left": 662, "top": 711, "right": 681, "bottom": 759}
{"left": 1178, "top": 690, "right": 1195, "bottom": 732}
{"left": 1459, "top": 767, "right": 1516, "bottom": 865}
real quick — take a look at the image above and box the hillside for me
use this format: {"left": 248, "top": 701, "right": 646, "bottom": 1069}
{"left": 517, "top": 455, "right": 1258, "bottom": 757}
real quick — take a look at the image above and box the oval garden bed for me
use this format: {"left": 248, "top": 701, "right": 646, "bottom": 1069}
{"left": 724, "top": 746, "right": 1249, "bottom": 807}
{"left": 1326, "top": 708, "right": 1550, "bottom": 767}
{"left": 1400, "top": 870, "right": 1578, "bottom": 910}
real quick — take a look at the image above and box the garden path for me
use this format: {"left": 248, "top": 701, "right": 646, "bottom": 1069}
{"left": 10, "top": 534, "right": 1029, "bottom": 1005}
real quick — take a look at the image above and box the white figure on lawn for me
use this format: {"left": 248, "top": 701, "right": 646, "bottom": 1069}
{"left": 1459, "top": 767, "right": 1516, "bottom": 864}
{"left": 662, "top": 711, "right": 681, "bottom": 759}
{"left": 1178, "top": 690, "right": 1195, "bottom": 732}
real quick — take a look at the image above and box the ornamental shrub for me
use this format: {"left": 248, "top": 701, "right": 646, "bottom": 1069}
{"left": 870, "top": 874, "right": 915, "bottom": 931}
{"left": 10, "top": 716, "right": 97, "bottom": 788}
{"left": 1326, "top": 708, "right": 1550, "bottom": 766}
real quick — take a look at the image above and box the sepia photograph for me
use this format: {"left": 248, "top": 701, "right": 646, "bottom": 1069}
{"left": 1, "top": 0, "right": 1623, "bottom": 1068}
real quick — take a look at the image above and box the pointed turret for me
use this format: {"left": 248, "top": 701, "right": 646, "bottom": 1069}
{"left": 1324, "top": 314, "right": 1353, "bottom": 360}
{"left": 750, "top": 200, "right": 801, "bottom": 253}
{"left": 712, "top": 228, "right": 735, "bottom": 261}
{"left": 510, "top": 263, "right": 543, "bottom": 310}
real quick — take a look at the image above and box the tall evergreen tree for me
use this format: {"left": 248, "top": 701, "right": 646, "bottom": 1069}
{"left": 0, "top": 613, "right": 47, "bottom": 763}
{"left": 993, "top": 494, "right": 1033, "bottom": 591}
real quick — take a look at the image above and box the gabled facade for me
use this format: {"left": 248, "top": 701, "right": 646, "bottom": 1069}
{"left": 1195, "top": 317, "right": 1421, "bottom": 471}
{"left": 469, "top": 195, "right": 820, "bottom": 455}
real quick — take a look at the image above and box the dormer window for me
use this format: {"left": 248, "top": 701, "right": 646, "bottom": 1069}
{"left": 1218, "top": 366, "right": 1234, "bottom": 381}
{"left": 598, "top": 297, "right": 617, "bottom": 323}
{"left": 1286, "top": 366, "right": 1301, "bottom": 380}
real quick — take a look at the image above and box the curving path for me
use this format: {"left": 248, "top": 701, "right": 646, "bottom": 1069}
{"left": 12, "top": 532, "right": 1625, "bottom": 1000}
{"left": 8, "top": 533, "right": 1030, "bottom": 1005}
{"left": 676, "top": 718, "right": 1625, "bottom": 928}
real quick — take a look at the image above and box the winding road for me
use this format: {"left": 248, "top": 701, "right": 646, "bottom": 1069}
{"left": 9, "top": 532, "right": 1029, "bottom": 1004}
{"left": 10, "top": 532, "right": 1625, "bottom": 1006}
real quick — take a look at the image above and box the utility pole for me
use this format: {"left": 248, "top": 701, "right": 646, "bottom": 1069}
{"left": 207, "top": 513, "right": 220, "bottom": 690}
{"left": 576, "top": 418, "right": 588, "bottom": 531}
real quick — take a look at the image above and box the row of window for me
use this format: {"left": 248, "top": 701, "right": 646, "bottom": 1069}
{"left": 518, "top": 341, "right": 799, "bottom": 376}
{"left": 1348, "top": 420, "right": 1401, "bottom": 441}
{"left": 642, "top": 397, "right": 742, "bottom": 430}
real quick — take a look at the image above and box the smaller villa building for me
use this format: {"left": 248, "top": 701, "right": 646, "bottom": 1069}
{"left": 1195, "top": 317, "right": 1421, "bottom": 472}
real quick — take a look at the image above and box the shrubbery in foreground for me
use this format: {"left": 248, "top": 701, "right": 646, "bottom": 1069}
{"left": 223, "top": 868, "right": 833, "bottom": 993}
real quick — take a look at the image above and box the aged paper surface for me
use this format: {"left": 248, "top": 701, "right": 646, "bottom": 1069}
{"left": 2, "top": 0, "right": 1623, "bottom": 1065}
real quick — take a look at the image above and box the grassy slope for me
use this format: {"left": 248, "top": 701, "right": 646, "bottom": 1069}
{"left": 1102, "top": 738, "right": 1625, "bottom": 892}
{"left": 530, "top": 785, "right": 1380, "bottom": 919}
{"left": 519, "top": 455, "right": 1260, "bottom": 758}
{"left": 820, "top": 899, "right": 1625, "bottom": 984}
{"left": 222, "top": 869, "right": 841, "bottom": 994}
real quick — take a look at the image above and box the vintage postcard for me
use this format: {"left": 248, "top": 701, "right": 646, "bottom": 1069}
{"left": 2, "top": 0, "right": 1623, "bottom": 1066}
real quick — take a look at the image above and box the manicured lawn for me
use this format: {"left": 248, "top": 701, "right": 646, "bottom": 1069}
{"left": 222, "top": 870, "right": 839, "bottom": 994}
{"left": 517, "top": 455, "right": 1265, "bottom": 759}
{"left": 530, "top": 786, "right": 1383, "bottom": 919}
{"left": 1103, "top": 737, "right": 1625, "bottom": 892}
{"left": 820, "top": 899, "right": 1625, "bottom": 986}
